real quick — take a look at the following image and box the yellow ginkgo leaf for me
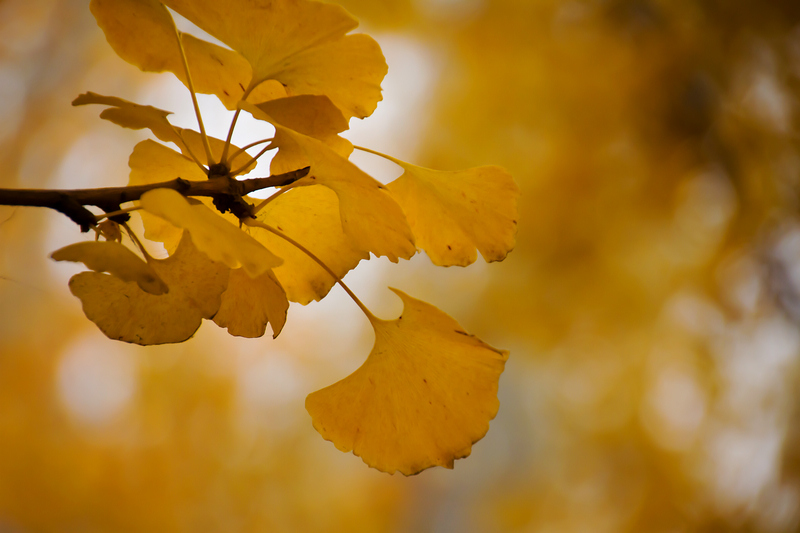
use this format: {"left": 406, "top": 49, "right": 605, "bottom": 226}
{"left": 78, "top": 94, "right": 254, "bottom": 174}
{"left": 384, "top": 158, "right": 520, "bottom": 266}
{"left": 287, "top": 131, "right": 414, "bottom": 262}
{"left": 90, "top": 0, "right": 255, "bottom": 110}
{"left": 248, "top": 186, "right": 368, "bottom": 304}
{"left": 140, "top": 188, "right": 282, "bottom": 278}
{"left": 128, "top": 140, "right": 204, "bottom": 252}
{"left": 162, "top": 0, "right": 386, "bottom": 118}
{"left": 244, "top": 98, "right": 353, "bottom": 174}
{"left": 51, "top": 241, "right": 168, "bottom": 295}
{"left": 72, "top": 92, "right": 182, "bottom": 146}
{"left": 305, "top": 289, "right": 509, "bottom": 475}
{"left": 213, "top": 268, "right": 288, "bottom": 338}
{"left": 68, "top": 233, "right": 229, "bottom": 345}
{"left": 255, "top": 95, "right": 348, "bottom": 139}
{"left": 271, "top": 33, "right": 387, "bottom": 120}
{"left": 240, "top": 109, "right": 414, "bottom": 262}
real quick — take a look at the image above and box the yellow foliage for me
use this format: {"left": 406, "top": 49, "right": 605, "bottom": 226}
{"left": 306, "top": 289, "right": 508, "bottom": 475}
{"left": 68, "top": 233, "right": 229, "bottom": 344}
{"left": 51, "top": 241, "right": 168, "bottom": 295}
{"left": 140, "top": 188, "right": 282, "bottom": 278}
{"left": 214, "top": 268, "right": 289, "bottom": 338}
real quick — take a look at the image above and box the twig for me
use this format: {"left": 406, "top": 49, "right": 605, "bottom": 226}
{"left": 0, "top": 167, "right": 310, "bottom": 231}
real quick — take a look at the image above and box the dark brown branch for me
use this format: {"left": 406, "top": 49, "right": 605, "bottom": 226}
{"left": 0, "top": 167, "right": 310, "bottom": 231}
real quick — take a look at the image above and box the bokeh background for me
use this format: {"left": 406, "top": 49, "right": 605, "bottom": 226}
{"left": 3, "top": 0, "right": 800, "bottom": 531}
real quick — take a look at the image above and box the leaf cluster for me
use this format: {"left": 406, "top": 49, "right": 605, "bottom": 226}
{"left": 50, "top": 0, "right": 519, "bottom": 475}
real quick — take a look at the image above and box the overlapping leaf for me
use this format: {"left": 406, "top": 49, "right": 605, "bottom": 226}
{"left": 139, "top": 188, "right": 281, "bottom": 278}
{"left": 279, "top": 129, "right": 414, "bottom": 262}
{"left": 248, "top": 186, "right": 368, "bottom": 304}
{"left": 90, "top": 0, "right": 263, "bottom": 110}
{"left": 51, "top": 241, "right": 168, "bottom": 295}
{"left": 72, "top": 92, "right": 182, "bottom": 146}
{"left": 68, "top": 233, "right": 229, "bottom": 345}
{"left": 241, "top": 102, "right": 415, "bottom": 262}
{"left": 306, "top": 289, "right": 508, "bottom": 475}
{"left": 78, "top": 96, "right": 255, "bottom": 173}
{"left": 213, "top": 268, "right": 288, "bottom": 338}
{"left": 244, "top": 96, "right": 353, "bottom": 174}
{"left": 128, "top": 140, "right": 203, "bottom": 252}
{"left": 383, "top": 156, "right": 520, "bottom": 266}
{"left": 161, "top": 0, "right": 386, "bottom": 118}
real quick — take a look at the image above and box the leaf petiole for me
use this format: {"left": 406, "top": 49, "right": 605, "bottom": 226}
{"left": 228, "top": 142, "right": 276, "bottom": 177}
{"left": 172, "top": 126, "right": 207, "bottom": 173}
{"left": 252, "top": 182, "right": 297, "bottom": 215}
{"left": 227, "top": 137, "right": 274, "bottom": 165}
{"left": 95, "top": 205, "right": 142, "bottom": 223}
{"left": 170, "top": 17, "right": 214, "bottom": 166}
{"left": 221, "top": 84, "right": 256, "bottom": 164}
{"left": 244, "top": 218, "right": 376, "bottom": 321}
{"left": 353, "top": 145, "right": 404, "bottom": 166}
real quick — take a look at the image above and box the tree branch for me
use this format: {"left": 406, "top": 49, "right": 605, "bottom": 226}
{"left": 0, "top": 167, "right": 310, "bottom": 231}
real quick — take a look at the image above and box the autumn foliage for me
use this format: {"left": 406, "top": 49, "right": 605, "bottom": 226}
{"left": 4, "top": 0, "right": 519, "bottom": 476}
{"left": 3, "top": 0, "right": 800, "bottom": 531}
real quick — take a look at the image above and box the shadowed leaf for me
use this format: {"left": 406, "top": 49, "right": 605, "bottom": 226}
{"left": 68, "top": 233, "right": 228, "bottom": 345}
{"left": 140, "top": 188, "right": 282, "bottom": 278}
{"left": 51, "top": 241, "right": 168, "bottom": 295}
{"left": 162, "top": 0, "right": 386, "bottom": 118}
{"left": 248, "top": 186, "right": 368, "bottom": 304}
{"left": 213, "top": 268, "right": 288, "bottom": 338}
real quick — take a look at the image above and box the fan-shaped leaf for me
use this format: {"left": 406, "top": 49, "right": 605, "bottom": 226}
{"left": 385, "top": 159, "right": 520, "bottom": 266}
{"left": 140, "top": 188, "right": 282, "bottom": 278}
{"left": 213, "top": 268, "right": 288, "bottom": 338}
{"left": 306, "top": 289, "right": 508, "bottom": 475}
{"left": 248, "top": 186, "right": 368, "bottom": 304}
{"left": 51, "top": 241, "right": 168, "bottom": 295}
{"left": 162, "top": 0, "right": 386, "bottom": 118}
{"left": 68, "top": 233, "right": 229, "bottom": 345}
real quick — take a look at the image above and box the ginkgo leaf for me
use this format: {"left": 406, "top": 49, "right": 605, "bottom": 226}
{"left": 72, "top": 92, "right": 182, "bottom": 146}
{"left": 140, "top": 188, "right": 282, "bottom": 278}
{"left": 244, "top": 98, "right": 353, "bottom": 174}
{"left": 383, "top": 157, "right": 520, "bottom": 266}
{"left": 240, "top": 105, "right": 415, "bottom": 262}
{"left": 89, "top": 0, "right": 257, "bottom": 110}
{"left": 51, "top": 241, "right": 168, "bottom": 295}
{"left": 68, "top": 233, "right": 229, "bottom": 345}
{"left": 128, "top": 140, "right": 204, "bottom": 252}
{"left": 305, "top": 289, "right": 508, "bottom": 475}
{"left": 79, "top": 96, "right": 255, "bottom": 173}
{"left": 270, "top": 33, "right": 387, "bottom": 120}
{"left": 255, "top": 95, "right": 348, "bottom": 139}
{"left": 248, "top": 186, "right": 368, "bottom": 304}
{"left": 162, "top": 0, "right": 386, "bottom": 119}
{"left": 213, "top": 268, "right": 288, "bottom": 338}
{"left": 286, "top": 131, "right": 414, "bottom": 262}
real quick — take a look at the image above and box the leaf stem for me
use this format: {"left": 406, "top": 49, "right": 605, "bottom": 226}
{"left": 221, "top": 84, "right": 256, "bottom": 165}
{"left": 171, "top": 125, "right": 207, "bottom": 173}
{"left": 96, "top": 205, "right": 142, "bottom": 222}
{"left": 229, "top": 142, "right": 276, "bottom": 177}
{"left": 251, "top": 181, "right": 304, "bottom": 215}
{"left": 353, "top": 145, "right": 405, "bottom": 166}
{"left": 122, "top": 222, "right": 154, "bottom": 261}
{"left": 244, "top": 218, "right": 376, "bottom": 321}
{"left": 171, "top": 21, "right": 214, "bottom": 165}
{"left": 227, "top": 137, "right": 274, "bottom": 165}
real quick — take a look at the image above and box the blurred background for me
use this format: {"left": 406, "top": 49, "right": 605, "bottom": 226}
{"left": 3, "top": 0, "right": 800, "bottom": 531}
